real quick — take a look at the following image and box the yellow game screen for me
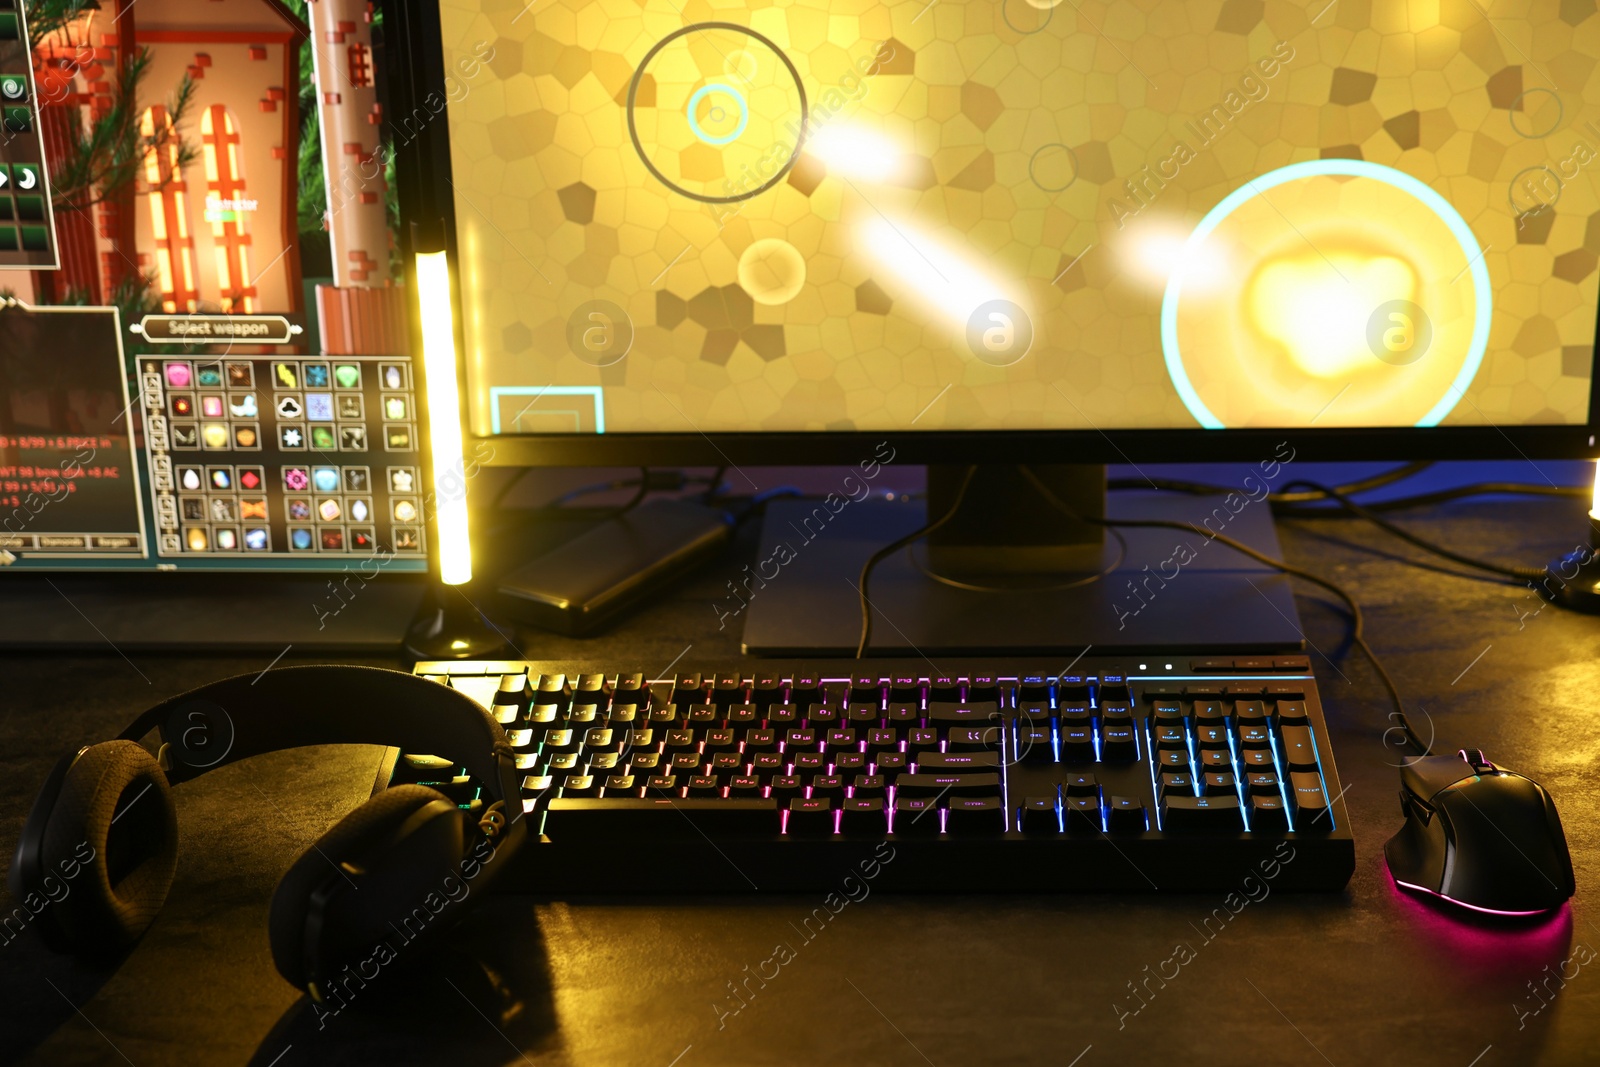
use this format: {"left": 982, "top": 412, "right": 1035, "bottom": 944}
{"left": 438, "top": 0, "right": 1599, "bottom": 435}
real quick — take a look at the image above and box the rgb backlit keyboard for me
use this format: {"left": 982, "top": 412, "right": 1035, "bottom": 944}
{"left": 392, "top": 657, "right": 1354, "bottom": 892}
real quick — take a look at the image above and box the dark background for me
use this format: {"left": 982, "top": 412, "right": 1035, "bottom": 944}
{"left": 1, "top": 459, "right": 1598, "bottom": 1066}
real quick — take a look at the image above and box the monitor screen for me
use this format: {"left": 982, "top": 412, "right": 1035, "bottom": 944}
{"left": 0, "top": 0, "right": 427, "bottom": 571}
{"left": 438, "top": 0, "right": 1598, "bottom": 437}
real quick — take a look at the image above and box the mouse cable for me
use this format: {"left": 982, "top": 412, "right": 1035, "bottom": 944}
{"left": 855, "top": 464, "right": 977, "bottom": 659}
{"left": 1020, "top": 465, "right": 1429, "bottom": 755}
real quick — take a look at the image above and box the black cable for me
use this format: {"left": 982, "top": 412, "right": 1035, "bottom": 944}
{"left": 703, "top": 465, "right": 728, "bottom": 505}
{"left": 1272, "top": 479, "right": 1547, "bottom": 582}
{"left": 855, "top": 464, "right": 977, "bottom": 659}
{"left": 1020, "top": 465, "right": 1428, "bottom": 755}
{"left": 1107, "top": 461, "right": 1433, "bottom": 504}
{"left": 1275, "top": 481, "right": 1585, "bottom": 514}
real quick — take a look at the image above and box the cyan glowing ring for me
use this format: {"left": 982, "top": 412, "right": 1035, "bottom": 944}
{"left": 1159, "top": 159, "right": 1492, "bottom": 429}
{"left": 686, "top": 83, "right": 749, "bottom": 146}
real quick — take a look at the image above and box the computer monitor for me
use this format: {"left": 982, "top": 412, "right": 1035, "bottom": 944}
{"left": 400, "top": 0, "right": 1598, "bottom": 462}
{"left": 389, "top": 0, "right": 1600, "bottom": 652}
{"left": 0, "top": 0, "right": 429, "bottom": 576}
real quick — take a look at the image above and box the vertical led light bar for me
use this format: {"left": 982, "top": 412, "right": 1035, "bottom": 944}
{"left": 414, "top": 250, "right": 472, "bottom": 586}
{"left": 1591, "top": 458, "right": 1600, "bottom": 520}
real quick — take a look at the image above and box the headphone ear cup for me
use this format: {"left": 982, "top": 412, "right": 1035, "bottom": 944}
{"left": 268, "top": 784, "right": 459, "bottom": 991}
{"left": 34, "top": 740, "right": 177, "bottom": 955}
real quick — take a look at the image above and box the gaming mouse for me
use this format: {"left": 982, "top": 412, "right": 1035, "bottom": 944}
{"left": 1386, "top": 749, "right": 1575, "bottom": 915}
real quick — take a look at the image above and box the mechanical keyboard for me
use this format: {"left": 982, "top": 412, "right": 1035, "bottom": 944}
{"left": 389, "top": 657, "right": 1355, "bottom": 892}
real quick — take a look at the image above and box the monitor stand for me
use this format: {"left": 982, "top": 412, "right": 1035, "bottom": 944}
{"left": 738, "top": 464, "right": 1305, "bottom": 657}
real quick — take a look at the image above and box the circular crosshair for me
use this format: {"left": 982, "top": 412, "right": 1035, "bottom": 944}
{"left": 627, "top": 22, "right": 810, "bottom": 205}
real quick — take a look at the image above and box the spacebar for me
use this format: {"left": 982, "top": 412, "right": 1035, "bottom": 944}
{"left": 543, "top": 798, "right": 776, "bottom": 837}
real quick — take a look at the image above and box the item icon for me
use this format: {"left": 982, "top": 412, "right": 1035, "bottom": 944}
{"left": 276, "top": 396, "right": 304, "bottom": 419}
{"left": 312, "top": 466, "right": 340, "bottom": 492}
{"left": 274, "top": 363, "right": 299, "bottom": 389}
{"left": 283, "top": 467, "right": 311, "bottom": 491}
{"left": 243, "top": 528, "right": 269, "bottom": 551}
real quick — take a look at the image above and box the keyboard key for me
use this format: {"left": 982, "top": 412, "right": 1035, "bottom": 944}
{"left": 1237, "top": 723, "right": 1271, "bottom": 748}
{"left": 947, "top": 797, "right": 1005, "bottom": 834}
{"left": 1289, "top": 772, "right": 1333, "bottom": 830}
{"left": 916, "top": 752, "right": 999, "bottom": 772}
{"left": 894, "top": 772, "right": 1000, "bottom": 799}
{"left": 1158, "top": 772, "right": 1193, "bottom": 798}
{"left": 555, "top": 773, "right": 598, "bottom": 796}
{"left": 544, "top": 797, "right": 774, "bottom": 837}
{"left": 792, "top": 753, "right": 826, "bottom": 774}
{"left": 1156, "top": 749, "right": 1189, "bottom": 771}
{"left": 1101, "top": 725, "right": 1136, "bottom": 761}
{"left": 1062, "top": 772, "right": 1099, "bottom": 797}
{"left": 886, "top": 703, "right": 920, "bottom": 726}
{"left": 893, "top": 796, "right": 940, "bottom": 834}
{"left": 1060, "top": 726, "right": 1095, "bottom": 763}
{"left": 769, "top": 775, "right": 803, "bottom": 802}
{"left": 834, "top": 753, "right": 868, "bottom": 776}
{"left": 729, "top": 775, "right": 761, "bottom": 796}
{"left": 1018, "top": 726, "right": 1053, "bottom": 762}
{"left": 1107, "top": 796, "right": 1146, "bottom": 834}
{"left": 1161, "top": 794, "right": 1242, "bottom": 832}
{"left": 807, "top": 704, "right": 839, "bottom": 728}
{"left": 867, "top": 728, "right": 900, "bottom": 755}
{"left": 825, "top": 728, "right": 859, "bottom": 754}
{"left": 811, "top": 775, "right": 845, "bottom": 799}
{"left": 1203, "top": 772, "right": 1238, "bottom": 797}
{"left": 1247, "top": 772, "right": 1280, "bottom": 796}
{"left": 907, "top": 728, "right": 940, "bottom": 757}
{"left": 1249, "top": 795, "right": 1291, "bottom": 831}
{"left": 840, "top": 797, "right": 887, "bottom": 835}
{"left": 1240, "top": 749, "right": 1276, "bottom": 771}
{"left": 874, "top": 752, "right": 909, "bottom": 780}
{"left": 687, "top": 775, "right": 722, "bottom": 798}
{"left": 1064, "top": 796, "right": 1101, "bottom": 833}
{"left": 947, "top": 725, "right": 999, "bottom": 751}
{"left": 787, "top": 798, "right": 835, "bottom": 835}
{"left": 1279, "top": 725, "right": 1319, "bottom": 770}
{"left": 1274, "top": 700, "right": 1309, "bottom": 724}
{"left": 1019, "top": 796, "right": 1059, "bottom": 833}
{"left": 1153, "top": 724, "right": 1187, "bottom": 749}
{"left": 847, "top": 703, "right": 881, "bottom": 726}
{"left": 601, "top": 774, "right": 638, "bottom": 798}
{"left": 851, "top": 774, "right": 886, "bottom": 797}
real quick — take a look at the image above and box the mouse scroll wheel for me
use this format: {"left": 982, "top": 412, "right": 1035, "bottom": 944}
{"left": 1459, "top": 748, "right": 1497, "bottom": 774}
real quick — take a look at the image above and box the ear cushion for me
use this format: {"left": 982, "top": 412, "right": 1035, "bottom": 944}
{"left": 268, "top": 784, "right": 453, "bottom": 989}
{"left": 36, "top": 740, "right": 177, "bottom": 955}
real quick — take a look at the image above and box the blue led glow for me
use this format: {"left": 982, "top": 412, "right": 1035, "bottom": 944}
{"left": 687, "top": 83, "right": 749, "bottom": 145}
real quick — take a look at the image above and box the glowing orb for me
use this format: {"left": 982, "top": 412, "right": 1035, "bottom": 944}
{"left": 1160, "top": 160, "right": 1491, "bottom": 429}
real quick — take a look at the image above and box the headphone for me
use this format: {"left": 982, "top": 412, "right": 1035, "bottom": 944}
{"left": 9, "top": 665, "right": 527, "bottom": 1002}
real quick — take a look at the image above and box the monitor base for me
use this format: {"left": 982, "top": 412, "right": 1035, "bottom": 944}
{"left": 738, "top": 490, "right": 1306, "bottom": 656}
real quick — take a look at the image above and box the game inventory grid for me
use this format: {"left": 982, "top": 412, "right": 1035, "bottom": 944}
{"left": 138, "top": 355, "right": 427, "bottom": 559}
{"left": 0, "top": 0, "right": 59, "bottom": 267}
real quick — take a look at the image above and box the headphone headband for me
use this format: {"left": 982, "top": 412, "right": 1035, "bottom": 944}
{"left": 119, "top": 665, "right": 523, "bottom": 820}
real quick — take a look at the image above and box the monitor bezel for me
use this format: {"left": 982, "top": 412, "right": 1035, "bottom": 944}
{"left": 385, "top": 0, "right": 1600, "bottom": 468}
